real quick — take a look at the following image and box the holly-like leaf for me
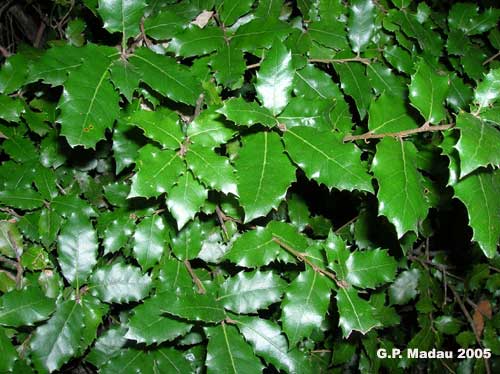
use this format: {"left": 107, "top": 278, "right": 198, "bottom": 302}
{"left": 278, "top": 98, "right": 333, "bottom": 131}
{"left": 167, "top": 171, "right": 207, "bottom": 230}
{"left": 103, "top": 214, "right": 134, "bottom": 254}
{"left": 126, "top": 108, "right": 183, "bottom": 150}
{"left": 345, "top": 249, "right": 398, "bottom": 289}
{"left": 79, "top": 296, "right": 108, "bottom": 355}
{"left": 368, "top": 93, "right": 418, "bottom": 134}
{"left": 57, "top": 213, "right": 98, "bottom": 287}
{"left": 0, "top": 221, "right": 22, "bottom": 258}
{"left": 90, "top": 262, "right": 152, "bottom": 303}
{"left": 0, "top": 189, "right": 45, "bottom": 210}
{"left": 448, "top": 3, "right": 500, "bottom": 36}
{"left": 389, "top": 269, "right": 421, "bottom": 305}
{"left": 186, "top": 108, "right": 236, "bottom": 148}
{"left": 293, "top": 64, "right": 342, "bottom": 100}
{"left": 409, "top": 59, "right": 449, "bottom": 124}
{"left": 143, "top": 10, "right": 186, "bottom": 40}
{"left": 281, "top": 269, "right": 332, "bottom": 346}
{"left": 0, "top": 94, "right": 24, "bottom": 122}
{"left": 169, "top": 26, "right": 225, "bottom": 57}
{"left": 185, "top": 144, "right": 238, "bottom": 196}
{"left": 129, "top": 48, "right": 202, "bottom": 105}
{"left": 383, "top": 44, "right": 413, "bottom": 74}
{"left": 231, "top": 18, "right": 292, "bottom": 51}
{"left": 58, "top": 45, "right": 120, "bottom": 148}
{"left": 218, "top": 270, "right": 286, "bottom": 313}
{"left": 210, "top": 45, "right": 246, "bottom": 89}
{"left": 454, "top": 170, "right": 500, "bottom": 258}
{"left": 308, "top": 19, "right": 349, "bottom": 50}
{"left": 85, "top": 326, "right": 127, "bottom": 368}
{"left": 336, "top": 287, "right": 380, "bottom": 337}
{"left": 372, "top": 138, "right": 429, "bottom": 238}
{"left": 206, "top": 323, "right": 264, "bottom": 374}
{"left": 171, "top": 219, "right": 207, "bottom": 260}
{"left": 217, "top": 97, "right": 277, "bottom": 127}
{"left": 284, "top": 126, "right": 373, "bottom": 193}
{"left": 347, "top": 0, "right": 376, "bottom": 53}
{"left": 0, "top": 286, "right": 55, "bottom": 327}
{"left": 132, "top": 215, "right": 168, "bottom": 270}
{"left": 219, "top": 0, "right": 254, "bottom": 26}
{"left": 129, "top": 144, "right": 184, "bottom": 198}
{"left": 0, "top": 327, "right": 17, "bottom": 372}
{"left": 236, "top": 132, "right": 295, "bottom": 222}
{"left": 30, "top": 300, "right": 83, "bottom": 373}
{"left": 454, "top": 112, "right": 500, "bottom": 178}
{"left": 97, "top": 0, "right": 146, "bottom": 47}
{"left": 335, "top": 62, "right": 371, "bottom": 119}
{"left": 474, "top": 68, "right": 500, "bottom": 109}
{"left": 125, "top": 298, "right": 192, "bottom": 345}
{"left": 366, "top": 63, "right": 406, "bottom": 98}
{"left": 255, "top": 39, "right": 294, "bottom": 115}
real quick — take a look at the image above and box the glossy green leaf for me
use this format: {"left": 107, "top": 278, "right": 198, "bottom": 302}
{"left": 454, "top": 170, "right": 500, "bottom": 258}
{"left": 132, "top": 215, "right": 168, "bottom": 270}
{"left": 236, "top": 132, "right": 295, "bottom": 222}
{"left": 345, "top": 249, "right": 398, "bottom": 289}
{"left": 129, "top": 48, "right": 202, "bottom": 105}
{"left": 210, "top": 45, "right": 246, "bottom": 89}
{"left": 57, "top": 213, "right": 98, "bottom": 287}
{"left": 0, "top": 221, "right": 22, "bottom": 258}
{"left": 217, "top": 97, "right": 277, "bottom": 127}
{"left": 282, "top": 269, "right": 332, "bottom": 346}
{"left": 129, "top": 144, "right": 184, "bottom": 198}
{"left": 368, "top": 93, "right": 418, "bottom": 134}
{"left": 409, "top": 59, "right": 449, "bottom": 124}
{"left": 185, "top": 143, "right": 238, "bottom": 195}
{"left": 308, "top": 19, "right": 349, "bottom": 50}
{"left": 0, "top": 95, "right": 24, "bottom": 122}
{"left": 187, "top": 107, "right": 236, "bottom": 148}
{"left": 206, "top": 323, "right": 264, "bottom": 374}
{"left": 85, "top": 326, "right": 127, "bottom": 367}
{"left": 278, "top": 98, "right": 333, "bottom": 131}
{"left": 448, "top": 3, "right": 500, "bottom": 35}
{"left": 474, "top": 68, "right": 500, "bottom": 109}
{"left": 336, "top": 287, "right": 381, "bottom": 337}
{"left": 0, "top": 327, "right": 17, "bottom": 372}
{"left": 0, "top": 286, "right": 55, "bottom": 327}
{"left": 447, "top": 73, "right": 473, "bottom": 111}
{"left": 30, "top": 300, "right": 83, "bottom": 373}
{"left": 0, "top": 53, "right": 30, "bottom": 94}
{"left": 293, "top": 64, "right": 342, "bottom": 100}
{"left": 347, "top": 0, "right": 376, "bottom": 53}
{"left": 144, "top": 10, "right": 186, "bottom": 39}
{"left": 284, "top": 126, "right": 373, "bottom": 193}
{"left": 366, "top": 63, "right": 406, "bottom": 98}
{"left": 219, "top": 0, "right": 254, "bottom": 26}
{"left": 372, "top": 138, "right": 428, "bottom": 238}
{"left": 383, "top": 44, "right": 414, "bottom": 74}
{"left": 218, "top": 270, "right": 286, "bottom": 313}
{"left": 99, "top": 349, "right": 153, "bottom": 374}
{"left": 335, "top": 62, "right": 371, "bottom": 119}
{"left": 169, "top": 26, "right": 225, "bottom": 57}
{"left": 58, "top": 45, "right": 119, "bottom": 148}
{"left": 126, "top": 108, "right": 182, "bottom": 149}
{"left": 231, "top": 18, "right": 291, "bottom": 51}
{"left": 103, "top": 214, "right": 134, "bottom": 254}
{"left": 79, "top": 296, "right": 108, "bottom": 355}
{"left": 97, "top": 0, "right": 146, "bottom": 47}
{"left": 125, "top": 299, "right": 192, "bottom": 345}
{"left": 0, "top": 189, "right": 45, "bottom": 210}
{"left": 454, "top": 112, "right": 500, "bottom": 178}
{"left": 389, "top": 269, "right": 420, "bottom": 304}
{"left": 90, "top": 262, "right": 152, "bottom": 303}
{"left": 109, "top": 59, "right": 141, "bottom": 101}
{"left": 171, "top": 219, "right": 205, "bottom": 260}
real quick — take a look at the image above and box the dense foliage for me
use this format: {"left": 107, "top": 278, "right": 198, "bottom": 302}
{"left": 0, "top": 0, "right": 499, "bottom": 373}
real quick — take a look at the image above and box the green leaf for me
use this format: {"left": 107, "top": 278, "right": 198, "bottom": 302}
{"left": 255, "top": 39, "right": 295, "bottom": 115}
{"left": 186, "top": 108, "right": 236, "bottom": 148}
{"left": 57, "top": 213, "right": 98, "bottom": 287}
{"left": 447, "top": 73, "right": 473, "bottom": 112}
{"left": 366, "top": 63, "right": 406, "bottom": 98}
{"left": 109, "top": 59, "right": 141, "bottom": 101}
{"left": 347, "top": 0, "right": 376, "bottom": 53}
{"left": 210, "top": 45, "right": 246, "bottom": 89}
{"left": 0, "top": 189, "right": 45, "bottom": 210}
{"left": 219, "top": 0, "right": 254, "bottom": 26}
{"left": 217, "top": 97, "right": 277, "bottom": 127}
{"left": 434, "top": 316, "right": 462, "bottom": 335}
{"left": 51, "top": 195, "right": 96, "bottom": 218}
{"left": 171, "top": 219, "right": 205, "bottom": 260}
{"left": 30, "top": 300, "right": 83, "bottom": 373}
{"left": 129, "top": 48, "right": 202, "bottom": 105}
{"left": 336, "top": 287, "right": 380, "bottom": 337}
{"left": 293, "top": 64, "right": 342, "bottom": 100}
{"left": 153, "top": 348, "right": 193, "bottom": 373}
{"left": 368, "top": 93, "right": 418, "bottom": 134}
{"left": 0, "top": 53, "right": 30, "bottom": 94}
{"left": 103, "top": 214, "right": 134, "bottom": 254}
{"left": 281, "top": 269, "right": 332, "bottom": 346}
{"left": 345, "top": 249, "right": 398, "bottom": 289}
{"left": 185, "top": 144, "right": 238, "bottom": 195}
{"left": 144, "top": 10, "right": 186, "bottom": 40}
{"left": 308, "top": 19, "right": 349, "bottom": 50}
{"left": 335, "top": 62, "right": 371, "bottom": 119}
{"left": 21, "top": 245, "right": 51, "bottom": 270}
{"left": 454, "top": 112, "right": 500, "bottom": 178}
{"left": 454, "top": 170, "right": 500, "bottom": 258}
{"left": 85, "top": 326, "right": 127, "bottom": 367}
{"left": 126, "top": 108, "right": 183, "bottom": 149}
{"left": 80, "top": 296, "right": 108, "bottom": 355}
{"left": 132, "top": 215, "right": 168, "bottom": 270}
{"left": 0, "top": 221, "right": 22, "bottom": 258}
{"left": 0, "top": 94, "right": 24, "bottom": 122}
{"left": 206, "top": 323, "right": 264, "bottom": 374}
{"left": 236, "top": 132, "right": 295, "bottom": 222}
{"left": 99, "top": 349, "right": 152, "bottom": 374}
{"left": 408, "top": 59, "right": 449, "bottom": 124}
{"left": 0, "top": 286, "right": 55, "bottom": 327}
{"left": 218, "top": 270, "right": 286, "bottom": 313}
{"left": 278, "top": 98, "right": 333, "bottom": 131}
{"left": 97, "top": 0, "right": 146, "bottom": 48}
{"left": 383, "top": 44, "right": 414, "bottom": 74}
{"left": 0, "top": 326, "right": 18, "bottom": 372}
{"left": 284, "top": 126, "right": 373, "bottom": 193}
{"left": 169, "top": 26, "right": 225, "bottom": 57}
{"left": 112, "top": 121, "right": 144, "bottom": 174}
{"left": 125, "top": 299, "right": 192, "bottom": 345}
{"left": 474, "top": 68, "right": 500, "bottom": 109}
{"left": 372, "top": 138, "right": 428, "bottom": 238}
{"left": 235, "top": 316, "right": 308, "bottom": 373}
{"left": 389, "top": 268, "right": 420, "bottom": 304}
{"left": 129, "top": 144, "right": 184, "bottom": 198}
{"left": 448, "top": 4, "right": 500, "bottom": 35}
{"left": 231, "top": 18, "right": 291, "bottom": 51}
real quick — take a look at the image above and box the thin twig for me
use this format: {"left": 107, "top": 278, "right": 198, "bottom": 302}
{"left": 0, "top": 269, "right": 16, "bottom": 282}
{"left": 0, "top": 207, "right": 21, "bottom": 218}
{"left": 7, "top": 231, "right": 23, "bottom": 289}
{"left": 246, "top": 62, "right": 261, "bottom": 70}
{"left": 183, "top": 260, "right": 206, "bottom": 294}
{"left": 0, "top": 255, "right": 18, "bottom": 268}
{"left": 483, "top": 50, "right": 500, "bottom": 66}
{"left": 272, "top": 236, "right": 342, "bottom": 286}
{"left": 215, "top": 205, "right": 229, "bottom": 242}
{"left": 0, "top": 45, "right": 10, "bottom": 58}
{"left": 343, "top": 123, "right": 455, "bottom": 142}
{"left": 334, "top": 215, "right": 358, "bottom": 234}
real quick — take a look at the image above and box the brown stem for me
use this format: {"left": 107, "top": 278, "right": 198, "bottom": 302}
{"left": 271, "top": 236, "right": 341, "bottom": 287}
{"left": 483, "top": 50, "right": 500, "bottom": 66}
{"left": 7, "top": 231, "right": 23, "bottom": 289}
{"left": 183, "top": 260, "right": 206, "bottom": 294}
{"left": 343, "top": 123, "right": 454, "bottom": 142}
{"left": 246, "top": 62, "right": 261, "bottom": 70}
{"left": 215, "top": 205, "right": 230, "bottom": 241}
